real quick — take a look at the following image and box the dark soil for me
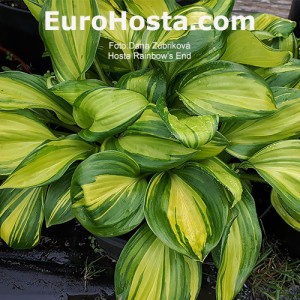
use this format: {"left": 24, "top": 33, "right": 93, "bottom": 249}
{"left": 0, "top": 221, "right": 116, "bottom": 299}
{"left": 0, "top": 45, "right": 33, "bottom": 73}
{"left": 0, "top": 0, "right": 28, "bottom": 10}
{"left": 0, "top": 0, "right": 52, "bottom": 74}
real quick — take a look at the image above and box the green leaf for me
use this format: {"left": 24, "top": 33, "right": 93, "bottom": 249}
{"left": 121, "top": 104, "right": 173, "bottom": 139}
{"left": 96, "top": 0, "right": 141, "bottom": 46}
{"left": 221, "top": 30, "right": 291, "bottom": 67}
{"left": 250, "top": 13, "right": 296, "bottom": 38}
{"left": 116, "top": 69, "right": 167, "bottom": 103}
{"left": 272, "top": 33, "right": 299, "bottom": 58}
{"left": 221, "top": 88, "right": 300, "bottom": 159}
{"left": 154, "top": 31, "right": 226, "bottom": 81}
{"left": 177, "top": 61, "right": 276, "bottom": 119}
{"left": 101, "top": 104, "right": 197, "bottom": 172}
{"left": 271, "top": 190, "right": 300, "bottom": 231}
{"left": 244, "top": 140, "right": 300, "bottom": 220}
{"left": 39, "top": 0, "right": 100, "bottom": 81}
{"left": 71, "top": 151, "right": 147, "bottom": 236}
{"left": 115, "top": 224, "right": 202, "bottom": 300}
{"left": 196, "top": 158, "right": 242, "bottom": 207}
{"left": 50, "top": 79, "right": 107, "bottom": 105}
{"left": 142, "top": 5, "right": 215, "bottom": 63}
{"left": 124, "top": 0, "right": 179, "bottom": 18}
{"left": 157, "top": 98, "right": 219, "bottom": 149}
{"left": 95, "top": 1, "right": 142, "bottom": 70}
{"left": 102, "top": 135, "right": 197, "bottom": 173}
{"left": 0, "top": 135, "right": 95, "bottom": 189}
{"left": 73, "top": 87, "right": 148, "bottom": 142}
{"left": 213, "top": 189, "right": 262, "bottom": 300}
{"left": 0, "top": 187, "right": 47, "bottom": 249}
{"left": 100, "top": 0, "right": 125, "bottom": 11}
{"left": 255, "top": 60, "right": 300, "bottom": 88}
{"left": 247, "top": 14, "right": 299, "bottom": 58}
{"left": 24, "top": 0, "right": 44, "bottom": 20}
{"left": 44, "top": 165, "right": 76, "bottom": 227}
{"left": 193, "top": 132, "right": 228, "bottom": 160}
{"left": 145, "top": 162, "right": 229, "bottom": 261}
{"left": 0, "top": 110, "right": 57, "bottom": 175}
{"left": 96, "top": 38, "right": 134, "bottom": 73}
{"left": 212, "top": 209, "right": 238, "bottom": 269}
{"left": 0, "top": 71, "right": 74, "bottom": 124}
{"left": 194, "top": 0, "right": 234, "bottom": 17}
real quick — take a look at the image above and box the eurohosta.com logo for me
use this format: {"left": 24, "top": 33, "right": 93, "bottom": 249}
{"left": 44, "top": 11, "right": 255, "bottom": 31}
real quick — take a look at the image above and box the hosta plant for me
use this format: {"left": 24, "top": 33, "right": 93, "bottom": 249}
{"left": 1, "top": 0, "right": 300, "bottom": 299}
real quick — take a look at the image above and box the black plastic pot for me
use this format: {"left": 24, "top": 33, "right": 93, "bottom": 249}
{"left": 289, "top": 0, "right": 300, "bottom": 37}
{"left": 95, "top": 237, "right": 127, "bottom": 260}
{"left": 0, "top": 3, "right": 50, "bottom": 73}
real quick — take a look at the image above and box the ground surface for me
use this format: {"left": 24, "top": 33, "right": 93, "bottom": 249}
{"left": 233, "top": 0, "right": 293, "bottom": 18}
{"left": 0, "top": 223, "right": 116, "bottom": 300}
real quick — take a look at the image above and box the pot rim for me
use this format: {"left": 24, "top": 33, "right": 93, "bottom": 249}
{"left": 0, "top": 2, "right": 30, "bottom": 14}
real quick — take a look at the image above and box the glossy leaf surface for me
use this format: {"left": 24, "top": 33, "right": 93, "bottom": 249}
{"left": 71, "top": 151, "right": 147, "bottom": 236}
{"left": 115, "top": 224, "right": 202, "bottom": 300}
{"left": 0, "top": 187, "right": 47, "bottom": 249}
{"left": 145, "top": 162, "right": 229, "bottom": 261}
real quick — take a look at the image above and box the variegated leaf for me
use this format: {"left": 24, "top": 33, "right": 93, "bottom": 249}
{"left": 0, "top": 110, "right": 56, "bottom": 175}
{"left": 44, "top": 165, "right": 77, "bottom": 227}
{"left": 145, "top": 162, "right": 229, "bottom": 261}
{"left": 101, "top": 0, "right": 125, "bottom": 11}
{"left": 0, "top": 187, "right": 47, "bottom": 249}
{"left": 101, "top": 104, "right": 197, "bottom": 172}
{"left": 196, "top": 158, "right": 242, "bottom": 207}
{"left": 242, "top": 140, "right": 300, "bottom": 220}
{"left": 24, "top": 0, "right": 44, "bottom": 20}
{"left": 221, "top": 30, "right": 291, "bottom": 67}
{"left": 121, "top": 104, "right": 173, "bottom": 139}
{"left": 96, "top": 38, "right": 134, "bottom": 73}
{"left": 0, "top": 71, "right": 74, "bottom": 124}
{"left": 96, "top": 0, "right": 142, "bottom": 70}
{"left": 96, "top": 0, "right": 140, "bottom": 46}
{"left": 250, "top": 13, "right": 296, "bottom": 38}
{"left": 50, "top": 79, "right": 107, "bottom": 105}
{"left": 102, "top": 134, "right": 197, "bottom": 172}
{"left": 272, "top": 33, "right": 299, "bottom": 58}
{"left": 194, "top": 0, "right": 235, "bottom": 17}
{"left": 115, "top": 224, "right": 202, "bottom": 300}
{"left": 73, "top": 87, "right": 148, "bottom": 142}
{"left": 40, "top": 0, "right": 100, "bottom": 81}
{"left": 193, "top": 132, "right": 228, "bottom": 160}
{"left": 157, "top": 98, "right": 219, "bottom": 149}
{"left": 154, "top": 31, "right": 226, "bottom": 81}
{"left": 142, "top": 5, "right": 215, "bottom": 63}
{"left": 71, "top": 151, "right": 147, "bottom": 236}
{"left": 255, "top": 60, "right": 300, "bottom": 88}
{"left": 213, "top": 189, "right": 262, "bottom": 300}
{"left": 0, "top": 135, "right": 95, "bottom": 189}
{"left": 271, "top": 190, "right": 300, "bottom": 231}
{"left": 177, "top": 61, "right": 276, "bottom": 119}
{"left": 221, "top": 88, "right": 300, "bottom": 159}
{"left": 124, "top": 0, "right": 179, "bottom": 18}
{"left": 116, "top": 69, "right": 167, "bottom": 103}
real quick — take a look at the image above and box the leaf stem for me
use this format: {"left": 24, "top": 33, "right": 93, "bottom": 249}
{"left": 93, "top": 57, "right": 112, "bottom": 86}
{"left": 141, "top": 58, "right": 150, "bottom": 69}
{"left": 240, "top": 173, "right": 266, "bottom": 183}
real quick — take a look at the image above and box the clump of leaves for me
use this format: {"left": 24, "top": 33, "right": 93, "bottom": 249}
{"left": 0, "top": 0, "right": 299, "bottom": 299}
